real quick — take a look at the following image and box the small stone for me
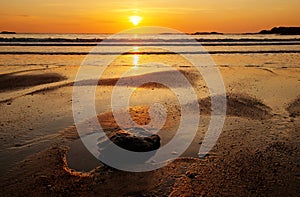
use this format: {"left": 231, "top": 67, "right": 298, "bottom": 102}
{"left": 186, "top": 171, "right": 197, "bottom": 179}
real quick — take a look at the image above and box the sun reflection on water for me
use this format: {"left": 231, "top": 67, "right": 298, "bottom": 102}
{"left": 132, "top": 46, "right": 139, "bottom": 70}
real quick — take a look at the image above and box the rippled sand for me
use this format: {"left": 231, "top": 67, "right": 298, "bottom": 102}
{"left": 0, "top": 62, "right": 299, "bottom": 195}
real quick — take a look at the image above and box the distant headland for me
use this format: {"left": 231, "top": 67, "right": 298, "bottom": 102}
{"left": 192, "top": 27, "right": 300, "bottom": 35}
{"left": 0, "top": 31, "right": 16, "bottom": 34}
{"left": 192, "top": 31, "right": 223, "bottom": 35}
{"left": 258, "top": 27, "right": 300, "bottom": 35}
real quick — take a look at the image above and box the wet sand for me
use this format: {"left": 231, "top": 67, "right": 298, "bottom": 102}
{"left": 0, "top": 64, "right": 300, "bottom": 196}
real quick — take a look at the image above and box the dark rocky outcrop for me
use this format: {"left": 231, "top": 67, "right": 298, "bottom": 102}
{"left": 258, "top": 27, "right": 300, "bottom": 35}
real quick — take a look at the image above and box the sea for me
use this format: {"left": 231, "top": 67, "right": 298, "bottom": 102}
{"left": 0, "top": 33, "right": 299, "bottom": 68}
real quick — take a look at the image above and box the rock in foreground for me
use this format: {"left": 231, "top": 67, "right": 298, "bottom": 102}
{"left": 97, "top": 128, "right": 161, "bottom": 166}
{"left": 107, "top": 129, "right": 160, "bottom": 152}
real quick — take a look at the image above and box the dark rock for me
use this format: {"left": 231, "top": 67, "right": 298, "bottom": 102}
{"left": 106, "top": 129, "right": 160, "bottom": 152}
{"left": 97, "top": 128, "right": 161, "bottom": 166}
{"left": 186, "top": 171, "right": 197, "bottom": 179}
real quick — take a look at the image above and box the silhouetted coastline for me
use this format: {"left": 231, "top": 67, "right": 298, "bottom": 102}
{"left": 258, "top": 27, "right": 300, "bottom": 35}
{"left": 192, "top": 31, "right": 223, "bottom": 35}
{"left": 0, "top": 31, "right": 16, "bottom": 34}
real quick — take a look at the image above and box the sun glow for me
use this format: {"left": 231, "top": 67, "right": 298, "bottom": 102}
{"left": 129, "top": 15, "right": 142, "bottom": 26}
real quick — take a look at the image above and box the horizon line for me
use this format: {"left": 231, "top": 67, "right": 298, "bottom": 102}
{"left": 2, "top": 26, "right": 299, "bottom": 35}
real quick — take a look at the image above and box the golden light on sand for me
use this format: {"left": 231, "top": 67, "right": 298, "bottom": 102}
{"left": 129, "top": 15, "right": 142, "bottom": 26}
{"left": 132, "top": 46, "right": 139, "bottom": 70}
{"left": 133, "top": 54, "right": 139, "bottom": 69}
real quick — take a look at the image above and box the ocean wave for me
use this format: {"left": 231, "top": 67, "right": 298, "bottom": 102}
{"left": 0, "top": 42, "right": 299, "bottom": 47}
{"left": 0, "top": 50, "right": 299, "bottom": 55}
{"left": 1, "top": 37, "right": 300, "bottom": 43}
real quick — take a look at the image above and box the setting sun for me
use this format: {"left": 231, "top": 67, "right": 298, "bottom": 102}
{"left": 129, "top": 15, "right": 143, "bottom": 26}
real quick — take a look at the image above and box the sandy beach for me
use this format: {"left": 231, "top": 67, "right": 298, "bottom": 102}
{"left": 0, "top": 58, "right": 299, "bottom": 196}
{"left": 1, "top": 0, "right": 300, "bottom": 195}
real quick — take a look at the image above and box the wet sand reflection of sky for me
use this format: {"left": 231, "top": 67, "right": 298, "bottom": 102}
{"left": 133, "top": 46, "right": 139, "bottom": 70}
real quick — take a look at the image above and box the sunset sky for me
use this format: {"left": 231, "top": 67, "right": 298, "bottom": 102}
{"left": 1, "top": 0, "right": 299, "bottom": 33}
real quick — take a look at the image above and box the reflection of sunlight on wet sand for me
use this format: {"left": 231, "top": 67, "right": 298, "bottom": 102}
{"left": 130, "top": 46, "right": 139, "bottom": 91}
{"left": 129, "top": 86, "right": 138, "bottom": 92}
{"left": 133, "top": 46, "right": 139, "bottom": 51}
{"left": 133, "top": 46, "right": 139, "bottom": 70}
{"left": 133, "top": 55, "right": 139, "bottom": 70}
